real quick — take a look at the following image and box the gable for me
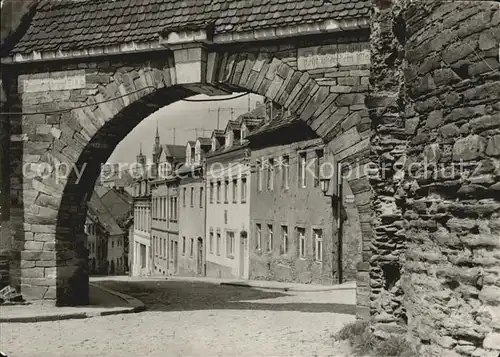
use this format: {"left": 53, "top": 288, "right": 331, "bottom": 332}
{"left": 158, "top": 148, "right": 167, "bottom": 163}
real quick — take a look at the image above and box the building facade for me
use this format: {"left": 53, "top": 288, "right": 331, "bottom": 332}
{"left": 130, "top": 145, "right": 153, "bottom": 277}
{"left": 203, "top": 107, "right": 263, "bottom": 279}
{"left": 84, "top": 215, "right": 106, "bottom": 275}
{"left": 151, "top": 144, "right": 185, "bottom": 276}
{"left": 131, "top": 177, "right": 152, "bottom": 276}
{"left": 177, "top": 137, "right": 211, "bottom": 276}
{"left": 247, "top": 112, "right": 362, "bottom": 284}
{"left": 86, "top": 190, "right": 125, "bottom": 275}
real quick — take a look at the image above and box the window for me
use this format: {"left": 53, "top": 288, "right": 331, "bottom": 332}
{"left": 226, "top": 231, "right": 235, "bottom": 258}
{"left": 232, "top": 179, "right": 237, "bottom": 203}
{"left": 281, "top": 225, "right": 288, "bottom": 255}
{"left": 314, "top": 149, "right": 324, "bottom": 187}
{"left": 209, "top": 231, "right": 214, "bottom": 254}
{"left": 224, "top": 180, "right": 229, "bottom": 203}
{"left": 182, "top": 237, "right": 186, "bottom": 255}
{"left": 257, "top": 160, "right": 263, "bottom": 191}
{"left": 314, "top": 229, "right": 323, "bottom": 262}
{"left": 281, "top": 155, "right": 289, "bottom": 189}
{"left": 190, "top": 238, "right": 194, "bottom": 257}
{"left": 183, "top": 188, "right": 186, "bottom": 207}
{"left": 200, "top": 187, "right": 204, "bottom": 208}
{"left": 267, "top": 158, "right": 274, "bottom": 190}
{"left": 298, "top": 227, "right": 306, "bottom": 258}
{"left": 216, "top": 181, "right": 221, "bottom": 203}
{"left": 112, "top": 240, "right": 114, "bottom": 248}
{"left": 241, "top": 176, "right": 247, "bottom": 203}
{"left": 267, "top": 224, "right": 273, "bottom": 251}
{"left": 209, "top": 182, "right": 214, "bottom": 204}
{"left": 190, "top": 187, "right": 194, "bottom": 207}
{"left": 170, "top": 240, "right": 174, "bottom": 261}
{"left": 170, "top": 198, "right": 174, "bottom": 220}
{"left": 224, "top": 210, "right": 228, "bottom": 225}
{"left": 256, "top": 224, "right": 262, "bottom": 250}
{"left": 298, "top": 152, "right": 307, "bottom": 188}
{"left": 216, "top": 232, "right": 221, "bottom": 256}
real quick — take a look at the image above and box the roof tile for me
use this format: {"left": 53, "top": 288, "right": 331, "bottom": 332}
{"left": 7, "top": 0, "right": 370, "bottom": 55}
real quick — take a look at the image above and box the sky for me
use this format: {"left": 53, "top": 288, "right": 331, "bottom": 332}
{"left": 107, "top": 93, "right": 263, "bottom": 165}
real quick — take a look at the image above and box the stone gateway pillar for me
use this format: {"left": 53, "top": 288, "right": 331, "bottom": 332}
{"left": 0, "top": 79, "right": 10, "bottom": 289}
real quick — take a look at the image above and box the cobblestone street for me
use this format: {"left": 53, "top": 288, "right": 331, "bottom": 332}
{"left": 1, "top": 279, "right": 356, "bottom": 357}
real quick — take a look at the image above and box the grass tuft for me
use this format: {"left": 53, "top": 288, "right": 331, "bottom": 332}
{"left": 335, "top": 321, "right": 416, "bottom": 357}
{"left": 374, "top": 335, "right": 415, "bottom": 357}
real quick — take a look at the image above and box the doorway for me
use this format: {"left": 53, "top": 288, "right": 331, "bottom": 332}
{"left": 239, "top": 236, "right": 246, "bottom": 279}
{"left": 197, "top": 237, "right": 203, "bottom": 276}
{"left": 174, "top": 241, "right": 178, "bottom": 273}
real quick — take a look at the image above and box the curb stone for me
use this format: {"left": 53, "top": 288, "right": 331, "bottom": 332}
{"left": 88, "top": 282, "right": 146, "bottom": 314}
{"left": 219, "top": 281, "right": 355, "bottom": 292}
{"left": 0, "top": 284, "right": 145, "bottom": 323}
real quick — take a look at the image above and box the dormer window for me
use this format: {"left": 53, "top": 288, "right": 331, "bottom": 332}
{"left": 233, "top": 129, "right": 241, "bottom": 143}
{"left": 211, "top": 137, "right": 217, "bottom": 152}
{"left": 191, "top": 147, "right": 195, "bottom": 164}
{"left": 225, "top": 132, "right": 233, "bottom": 148}
{"left": 195, "top": 147, "right": 201, "bottom": 165}
{"left": 240, "top": 126, "right": 247, "bottom": 143}
{"left": 186, "top": 146, "right": 191, "bottom": 165}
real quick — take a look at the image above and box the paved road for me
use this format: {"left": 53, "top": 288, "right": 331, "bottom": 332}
{"left": 0, "top": 279, "right": 356, "bottom": 357}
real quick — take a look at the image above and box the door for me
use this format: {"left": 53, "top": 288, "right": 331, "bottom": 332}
{"left": 197, "top": 238, "right": 203, "bottom": 275}
{"left": 239, "top": 236, "right": 246, "bottom": 278}
{"left": 174, "top": 241, "right": 178, "bottom": 273}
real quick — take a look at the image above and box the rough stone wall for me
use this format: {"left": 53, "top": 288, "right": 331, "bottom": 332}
{"left": 401, "top": 1, "right": 500, "bottom": 356}
{"left": 364, "top": 0, "right": 408, "bottom": 329}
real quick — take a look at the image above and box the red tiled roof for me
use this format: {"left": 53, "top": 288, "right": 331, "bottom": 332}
{"left": 7, "top": 0, "right": 370, "bottom": 55}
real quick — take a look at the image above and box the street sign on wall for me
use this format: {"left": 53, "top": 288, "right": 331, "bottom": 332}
{"left": 297, "top": 42, "right": 370, "bottom": 70}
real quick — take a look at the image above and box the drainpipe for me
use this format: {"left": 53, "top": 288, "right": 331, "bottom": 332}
{"left": 202, "top": 162, "right": 207, "bottom": 277}
{"left": 337, "top": 161, "right": 344, "bottom": 284}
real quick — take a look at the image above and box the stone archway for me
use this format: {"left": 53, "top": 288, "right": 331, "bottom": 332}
{"left": 3, "top": 44, "right": 372, "bottom": 306}
{"left": 0, "top": 1, "right": 374, "bottom": 308}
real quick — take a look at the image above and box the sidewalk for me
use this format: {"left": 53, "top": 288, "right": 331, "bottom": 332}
{"left": 90, "top": 275, "right": 356, "bottom": 292}
{"left": 0, "top": 283, "right": 145, "bottom": 323}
